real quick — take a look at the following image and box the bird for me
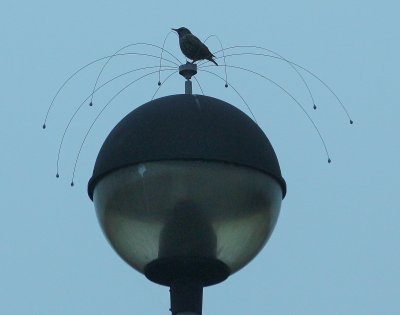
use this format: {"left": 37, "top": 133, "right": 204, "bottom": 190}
{"left": 172, "top": 27, "right": 218, "bottom": 66}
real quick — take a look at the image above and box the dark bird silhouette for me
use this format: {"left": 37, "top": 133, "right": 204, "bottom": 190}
{"left": 172, "top": 27, "right": 218, "bottom": 66}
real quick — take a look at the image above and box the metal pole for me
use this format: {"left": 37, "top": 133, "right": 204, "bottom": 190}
{"left": 185, "top": 80, "right": 192, "bottom": 94}
{"left": 170, "top": 278, "right": 203, "bottom": 315}
{"left": 179, "top": 63, "right": 197, "bottom": 95}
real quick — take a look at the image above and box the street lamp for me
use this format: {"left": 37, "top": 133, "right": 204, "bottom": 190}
{"left": 88, "top": 64, "right": 286, "bottom": 315}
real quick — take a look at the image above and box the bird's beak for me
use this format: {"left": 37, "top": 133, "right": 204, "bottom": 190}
{"left": 171, "top": 28, "right": 178, "bottom": 32}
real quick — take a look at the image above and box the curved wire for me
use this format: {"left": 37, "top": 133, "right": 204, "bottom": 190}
{"left": 43, "top": 52, "right": 178, "bottom": 128}
{"left": 201, "top": 64, "right": 331, "bottom": 162}
{"left": 89, "top": 42, "right": 182, "bottom": 106}
{"left": 70, "top": 69, "right": 170, "bottom": 185}
{"left": 193, "top": 76, "right": 205, "bottom": 95}
{"left": 158, "top": 30, "right": 176, "bottom": 85}
{"left": 210, "top": 45, "right": 317, "bottom": 110}
{"left": 152, "top": 71, "right": 178, "bottom": 100}
{"left": 203, "top": 34, "right": 229, "bottom": 86}
{"left": 56, "top": 66, "right": 175, "bottom": 177}
{"left": 289, "top": 61, "right": 354, "bottom": 124}
{"left": 214, "top": 46, "right": 353, "bottom": 123}
{"left": 199, "top": 69, "right": 257, "bottom": 123}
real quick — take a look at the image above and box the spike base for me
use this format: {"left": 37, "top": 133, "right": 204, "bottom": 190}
{"left": 179, "top": 63, "right": 197, "bottom": 80}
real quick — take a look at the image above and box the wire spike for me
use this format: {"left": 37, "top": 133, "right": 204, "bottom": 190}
{"left": 90, "top": 42, "right": 181, "bottom": 106}
{"left": 199, "top": 64, "right": 331, "bottom": 162}
{"left": 199, "top": 68, "right": 257, "bottom": 124}
{"left": 202, "top": 34, "right": 230, "bottom": 88}
{"left": 43, "top": 49, "right": 179, "bottom": 128}
{"left": 70, "top": 69, "right": 169, "bottom": 183}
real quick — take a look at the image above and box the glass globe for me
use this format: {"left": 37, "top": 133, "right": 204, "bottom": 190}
{"left": 93, "top": 160, "right": 283, "bottom": 284}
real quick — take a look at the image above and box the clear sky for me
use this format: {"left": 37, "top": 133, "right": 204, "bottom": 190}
{"left": 1, "top": 0, "right": 399, "bottom": 314}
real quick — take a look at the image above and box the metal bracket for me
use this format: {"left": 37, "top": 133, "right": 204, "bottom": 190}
{"left": 179, "top": 63, "right": 198, "bottom": 94}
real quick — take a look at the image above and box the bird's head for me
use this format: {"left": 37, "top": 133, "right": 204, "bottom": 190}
{"left": 171, "top": 27, "right": 192, "bottom": 37}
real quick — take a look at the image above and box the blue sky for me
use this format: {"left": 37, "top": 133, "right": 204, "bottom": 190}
{"left": 1, "top": 1, "right": 399, "bottom": 314}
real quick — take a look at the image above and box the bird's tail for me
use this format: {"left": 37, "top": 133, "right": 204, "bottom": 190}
{"left": 209, "top": 57, "right": 218, "bottom": 66}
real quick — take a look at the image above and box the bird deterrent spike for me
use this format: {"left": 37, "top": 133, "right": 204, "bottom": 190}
{"left": 70, "top": 69, "right": 166, "bottom": 186}
{"left": 212, "top": 46, "right": 318, "bottom": 112}
{"left": 200, "top": 64, "right": 331, "bottom": 163}
{"left": 43, "top": 56, "right": 109, "bottom": 129}
{"left": 43, "top": 51, "right": 178, "bottom": 129}
{"left": 227, "top": 64, "right": 331, "bottom": 162}
{"left": 151, "top": 71, "right": 178, "bottom": 100}
{"left": 56, "top": 66, "right": 176, "bottom": 178}
{"left": 203, "top": 34, "right": 229, "bottom": 87}
{"left": 218, "top": 48, "right": 355, "bottom": 124}
{"left": 291, "top": 60, "right": 355, "bottom": 124}
{"left": 158, "top": 30, "right": 178, "bottom": 86}
{"left": 89, "top": 42, "right": 181, "bottom": 107}
{"left": 199, "top": 69, "right": 257, "bottom": 124}
{"left": 193, "top": 76, "right": 205, "bottom": 95}
{"left": 49, "top": 38, "right": 351, "bottom": 186}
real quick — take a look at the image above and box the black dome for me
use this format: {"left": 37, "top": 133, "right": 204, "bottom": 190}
{"left": 88, "top": 94, "right": 286, "bottom": 199}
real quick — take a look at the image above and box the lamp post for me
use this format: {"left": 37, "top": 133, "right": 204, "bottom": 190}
{"left": 88, "top": 64, "right": 286, "bottom": 315}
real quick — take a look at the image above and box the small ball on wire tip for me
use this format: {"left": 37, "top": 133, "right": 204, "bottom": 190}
{"left": 313, "top": 104, "right": 317, "bottom": 110}
{"left": 56, "top": 173, "right": 59, "bottom": 178}
{"left": 350, "top": 120, "right": 354, "bottom": 125}
{"left": 225, "top": 83, "right": 228, "bottom": 88}
{"left": 70, "top": 182, "right": 74, "bottom": 187}
{"left": 158, "top": 81, "right": 162, "bottom": 86}
{"left": 328, "top": 158, "right": 332, "bottom": 164}
{"left": 42, "top": 124, "right": 46, "bottom": 129}
{"left": 89, "top": 101, "right": 93, "bottom": 107}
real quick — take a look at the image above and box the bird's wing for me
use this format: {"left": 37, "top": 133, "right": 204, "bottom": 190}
{"left": 180, "top": 34, "right": 215, "bottom": 62}
{"left": 186, "top": 34, "right": 204, "bottom": 48}
{"left": 185, "top": 34, "right": 210, "bottom": 58}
